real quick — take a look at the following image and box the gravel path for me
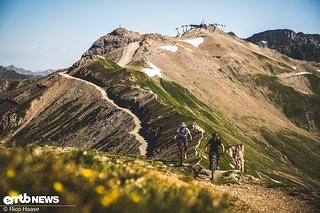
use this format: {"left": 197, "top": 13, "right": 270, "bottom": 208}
{"left": 59, "top": 73, "right": 148, "bottom": 155}
{"left": 213, "top": 183, "right": 315, "bottom": 212}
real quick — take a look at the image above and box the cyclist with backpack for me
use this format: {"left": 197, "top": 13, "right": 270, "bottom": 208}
{"left": 205, "top": 132, "right": 225, "bottom": 170}
{"left": 174, "top": 122, "right": 193, "bottom": 159}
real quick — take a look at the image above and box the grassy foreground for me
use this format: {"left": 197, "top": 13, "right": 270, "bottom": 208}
{"left": 0, "top": 146, "right": 248, "bottom": 212}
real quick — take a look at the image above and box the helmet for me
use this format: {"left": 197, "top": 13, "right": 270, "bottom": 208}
{"left": 180, "top": 122, "right": 187, "bottom": 128}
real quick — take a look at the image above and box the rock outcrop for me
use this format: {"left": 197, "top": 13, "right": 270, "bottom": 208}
{"left": 82, "top": 28, "right": 142, "bottom": 58}
{"left": 246, "top": 29, "right": 320, "bottom": 62}
{"left": 1, "top": 113, "right": 21, "bottom": 130}
{"left": 226, "top": 145, "right": 244, "bottom": 172}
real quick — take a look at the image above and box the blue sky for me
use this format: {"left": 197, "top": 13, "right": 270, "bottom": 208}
{"left": 0, "top": 0, "right": 319, "bottom": 71}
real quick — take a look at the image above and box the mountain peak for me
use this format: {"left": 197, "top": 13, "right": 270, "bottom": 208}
{"left": 110, "top": 27, "right": 137, "bottom": 35}
{"left": 82, "top": 28, "right": 142, "bottom": 58}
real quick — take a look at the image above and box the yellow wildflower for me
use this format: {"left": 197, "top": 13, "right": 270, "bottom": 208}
{"left": 131, "top": 192, "right": 141, "bottom": 203}
{"left": 8, "top": 190, "right": 19, "bottom": 196}
{"left": 53, "top": 182, "right": 64, "bottom": 193}
{"left": 186, "top": 189, "right": 193, "bottom": 197}
{"left": 95, "top": 185, "right": 105, "bottom": 194}
{"left": 81, "top": 168, "right": 93, "bottom": 178}
{"left": 100, "top": 189, "right": 120, "bottom": 206}
{"left": 6, "top": 169, "right": 15, "bottom": 178}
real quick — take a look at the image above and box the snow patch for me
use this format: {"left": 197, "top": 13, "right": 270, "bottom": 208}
{"left": 292, "top": 66, "right": 297, "bottom": 70}
{"left": 179, "top": 37, "right": 204, "bottom": 47}
{"left": 142, "top": 59, "right": 162, "bottom": 77}
{"left": 317, "top": 69, "right": 320, "bottom": 72}
{"left": 293, "top": 72, "right": 312, "bottom": 76}
{"left": 160, "top": 45, "right": 178, "bottom": 52}
{"left": 186, "top": 48, "right": 194, "bottom": 52}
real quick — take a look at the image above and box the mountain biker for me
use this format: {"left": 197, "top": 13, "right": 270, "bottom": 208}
{"left": 205, "top": 133, "right": 225, "bottom": 170}
{"left": 174, "top": 122, "right": 193, "bottom": 159}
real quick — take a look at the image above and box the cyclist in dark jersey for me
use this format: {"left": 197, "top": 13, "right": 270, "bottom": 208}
{"left": 205, "top": 133, "right": 225, "bottom": 169}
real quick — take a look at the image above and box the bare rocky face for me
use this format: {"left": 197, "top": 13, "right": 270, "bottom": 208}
{"left": 246, "top": 29, "right": 320, "bottom": 63}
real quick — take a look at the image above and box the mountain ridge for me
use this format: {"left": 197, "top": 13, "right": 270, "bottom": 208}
{"left": 0, "top": 66, "right": 39, "bottom": 93}
{"left": 5, "top": 65, "right": 56, "bottom": 76}
{"left": 0, "top": 66, "right": 38, "bottom": 80}
{"left": 246, "top": 29, "right": 320, "bottom": 63}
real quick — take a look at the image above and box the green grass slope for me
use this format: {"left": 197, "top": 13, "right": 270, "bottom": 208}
{"left": 72, "top": 58, "right": 320, "bottom": 193}
{"left": 255, "top": 74, "right": 320, "bottom": 131}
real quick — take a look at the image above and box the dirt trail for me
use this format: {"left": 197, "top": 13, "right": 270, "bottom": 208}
{"left": 59, "top": 73, "right": 148, "bottom": 155}
{"left": 118, "top": 42, "right": 140, "bottom": 67}
{"left": 194, "top": 163, "right": 315, "bottom": 212}
{"left": 215, "top": 183, "right": 314, "bottom": 212}
{"left": 195, "top": 180, "right": 315, "bottom": 212}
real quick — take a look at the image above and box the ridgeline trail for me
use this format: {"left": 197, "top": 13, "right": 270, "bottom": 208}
{"left": 59, "top": 72, "right": 148, "bottom": 155}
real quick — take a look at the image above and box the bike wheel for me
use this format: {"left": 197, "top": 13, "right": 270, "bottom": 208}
{"left": 179, "top": 147, "right": 183, "bottom": 166}
{"left": 211, "top": 155, "right": 216, "bottom": 180}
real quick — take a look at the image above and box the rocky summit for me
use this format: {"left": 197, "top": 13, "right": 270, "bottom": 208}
{"left": 82, "top": 28, "right": 142, "bottom": 58}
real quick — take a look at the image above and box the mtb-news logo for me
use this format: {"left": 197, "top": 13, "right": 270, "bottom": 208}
{"left": 2, "top": 193, "right": 59, "bottom": 212}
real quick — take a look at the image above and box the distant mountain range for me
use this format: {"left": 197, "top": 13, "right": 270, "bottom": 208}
{"left": 0, "top": 66, "right": 38, "bottom": 80}
{"left": 246, "top": 29, "right": 320, "bottom": 62}
{"left": 0, "top": 65, "right": 56, "bottom": 91}
{"left": 0, "top": 66, "right": 36, "bottom": 92}
{"left": 5, "top": 65, "right": 56, "bottom": 76}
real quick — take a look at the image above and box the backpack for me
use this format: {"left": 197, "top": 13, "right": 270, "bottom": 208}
{"left": 210, "top": 137, "right": 221, "bottom": 149}
{"left": 179, "top": 128, "right": 188, "bottom": 142}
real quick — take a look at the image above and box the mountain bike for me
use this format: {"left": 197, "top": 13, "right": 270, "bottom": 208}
{"left": 209, "top": 153, "right": 218, "bottom": 180}
{"left": 205, "top": 150, "right": 218, "bottom": 180}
